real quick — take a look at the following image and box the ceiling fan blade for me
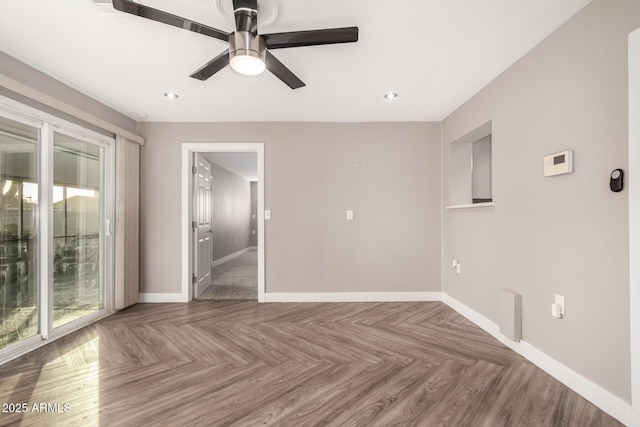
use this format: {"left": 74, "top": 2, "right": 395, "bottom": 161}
{"left": 265, "top": 51, "right": 305, "bottom": 89}
{"left": 112, "top": 0, "right": 229, "bottom": 42}
{"left": 190, "top": 50, "right": 230, "bottom": 81}
{"left": 233, "top": 0, "right": 258, "bottom": 35}
{"left": 262, "top": 27, "right": 358, "bottom": 50}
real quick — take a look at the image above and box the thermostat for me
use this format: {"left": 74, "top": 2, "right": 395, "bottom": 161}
{"left": 544, "top": 150, "right": 573, "bottom": 177}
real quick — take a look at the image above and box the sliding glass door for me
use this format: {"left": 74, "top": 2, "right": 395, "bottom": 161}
{"left": 0, "top": 116, "right": 40, "bottom": 349}
{"left": 0, "top": 100, "right": 113, "bottom": 358}
{"left": 52, "top": 132, "right": 106, "bottom": 329}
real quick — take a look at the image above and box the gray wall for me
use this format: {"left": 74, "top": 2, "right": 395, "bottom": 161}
{"left": 442, "top": 0, "right": 640, "bottom": 401}
{"left": 1, "top": 51, "right": 137, "bottom": 136}
{"left": 207, "top": 161, "right": 252, "bottom": 261}
{"left": 250, "top": 181, "right": 257, "bottom": 247}
{"left": 139, "top": 122, "right": 442, "bottom": 294}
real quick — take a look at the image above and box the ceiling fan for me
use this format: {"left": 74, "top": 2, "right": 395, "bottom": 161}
{"left": 112, "top": 0, "right": 359, "bottom": 89}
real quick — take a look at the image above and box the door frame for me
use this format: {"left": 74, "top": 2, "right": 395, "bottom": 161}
{"left": 181, "top": 143, "right": 265, "bottom": 302}
{"left": 629, "top": 27, "right": 640, "bottom": 426}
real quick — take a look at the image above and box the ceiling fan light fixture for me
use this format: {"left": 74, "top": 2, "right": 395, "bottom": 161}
{"left": 229, "top": 31, "right": 266, "bottom": 76}
{"left": 384, "top": 92, "right": 398, "bottom": 100}
{"left": 230, "top": 52, "right": 265, "bottom": 75}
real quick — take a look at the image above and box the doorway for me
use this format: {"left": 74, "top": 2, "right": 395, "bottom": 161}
{"left": 181, "top": 143, "right": 265, "bottom": 302}
{"left": 197, "top": 152, "right": 258, "bottom": 300}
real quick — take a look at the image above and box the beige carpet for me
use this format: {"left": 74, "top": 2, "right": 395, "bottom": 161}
{"left": 198, "top": 249, "right": 258, "bottom": 300}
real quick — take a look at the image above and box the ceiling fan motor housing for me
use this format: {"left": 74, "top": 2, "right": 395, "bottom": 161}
{"left": 229, "top": 31, "right": 266, "bottom": 75}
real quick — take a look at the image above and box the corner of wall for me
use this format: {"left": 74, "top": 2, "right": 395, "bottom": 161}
{"left": 439, "top": 120, "right": 445, "bottom": 294}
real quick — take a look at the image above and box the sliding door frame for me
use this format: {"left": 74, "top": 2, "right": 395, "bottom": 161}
{"left": 47, "top": 125, "right": 115, "bottom": 339}
{"left": 0, "top": 95, "right": 115, "bottom": 363}
{"left": 0, "top": 107, "right": 46, "bottom": 359}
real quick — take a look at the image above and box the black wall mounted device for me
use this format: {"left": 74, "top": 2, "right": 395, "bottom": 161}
{"left": 610, "top": 169, "right": 624, "bottom": 192}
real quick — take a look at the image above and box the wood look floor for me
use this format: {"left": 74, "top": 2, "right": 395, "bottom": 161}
{"left": 0, "top": 301, "right": 622, "bottom": 427}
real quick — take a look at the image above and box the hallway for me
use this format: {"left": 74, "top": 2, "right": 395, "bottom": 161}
{"left": 198, "top": 250, "right": 258, "bottom": 300}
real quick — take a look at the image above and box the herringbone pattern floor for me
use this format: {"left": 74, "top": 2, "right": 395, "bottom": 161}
{"left": 0, "top": 301, "right": 622, "bottom": 426}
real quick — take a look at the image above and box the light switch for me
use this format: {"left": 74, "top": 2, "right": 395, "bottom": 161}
{"left": 346, "top": 210, "right": 354, "bottom": 220}
{"left": 265, "top": 210, "right": 271, "bottom": 220}
{"left": 552, "top": 294, "right": 565, "bottom": 318}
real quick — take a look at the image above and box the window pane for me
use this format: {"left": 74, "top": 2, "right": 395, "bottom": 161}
{"left": 53, "top": 133, "right": 104, "bottom": 329}
{"left": 0, "top": 116, "right": 39, "bottom": 349}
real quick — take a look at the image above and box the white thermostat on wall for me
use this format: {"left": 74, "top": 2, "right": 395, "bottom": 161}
{"left": 544, "top": 150, "right": 573, "bottom": 177}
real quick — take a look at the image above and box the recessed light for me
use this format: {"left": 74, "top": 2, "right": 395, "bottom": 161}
{"left": 163, "top": 92, "right": 179, "bottom": 99}
{"left": 384, "top": 92, "right": 398, "bottom": 100}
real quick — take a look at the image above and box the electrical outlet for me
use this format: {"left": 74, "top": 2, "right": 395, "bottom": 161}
{"left": 452, "top": 259, "right": 461, "bottom": 274}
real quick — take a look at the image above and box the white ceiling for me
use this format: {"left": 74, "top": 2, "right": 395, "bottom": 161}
{"left": 203, "top": 152, "right": 257, "bottom": 181}
{"left": 0, "top": 0, "right": 592, "bottom": 123}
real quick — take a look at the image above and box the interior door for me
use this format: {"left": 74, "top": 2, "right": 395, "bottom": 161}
{"left": 192, "top": 153, "right": 212, "bottom": 298}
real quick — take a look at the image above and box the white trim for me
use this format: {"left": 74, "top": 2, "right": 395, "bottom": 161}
{"left": 441, "top": 294, "right": 632, "bottom": 426}
{"left": 181, "top": 146, "right": 191, "bottom": 303}
{"left": 264, "top": 292, "right": 442, "bottom": 303}
{"left": 138, "top": 293, "right": 186, "bottom": 303}
{"left": 211, "top": 247, "right": 254, "bottom": 268}
{"left": 41, "top": 123, "right": 53, "bottom": 339}
{"left": 256, "top": 145, "right": 265, "bottom": 303}
{"left": 629, "top": 27, "right": 640, "bottom": 427}
{"left": 181, "top": 143, "right": 265, "bottom": 304}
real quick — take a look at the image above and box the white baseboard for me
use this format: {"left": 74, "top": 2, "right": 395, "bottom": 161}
{"left": 441, "top": 294, "right": 632, "bottom": 426}
{"left": 211, "top": 247, "right": 254, "bottom": 268}
{"left": 138, "top": 293, "right": 185, "bottom": 303}
{"left": 264, "top": 292, "right": 442, "bottom": 303}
